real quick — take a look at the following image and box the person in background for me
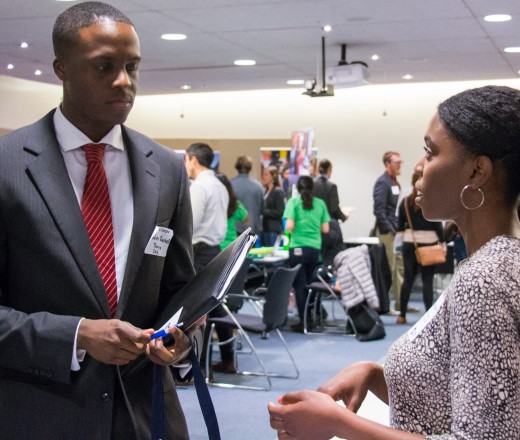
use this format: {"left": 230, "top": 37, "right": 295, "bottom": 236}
{"left": 396, "top": 171, "right": 444, "bottom": 324}
{"left": 184, "top": 143, "right": 228, "bottom": 272}
{"left": 321, "top": 219, "right": 346, "bottom": 268}
{"left": 281, "top": 165, "right": 292, "bottom": 200}
{"left": 215, "top": 172, "right": 249, "bottom": 250}
{"left": 0, "top": 3, "right": 201, "bottom": 438}
{"left": 313, "top": 159, "right": 347, "bottom": 222}
{"left": 261, "top": 165, "right": 285, "bottom": 247}
{"left": 284, "top": 176, "right": 330, "bottom": 332}
{"left": 184, "top": 144, "right": 236, "bottom": 375}
{"left": 444, "top": 221, "right": 467, "bottom": 264}
{"left": 231, "top": 155, "right": 264, "bottom": 241}
{"left": 373, "top": 151, "right": 404, "bottom": 314}
{"left": 269, "top": 85, "right": 520, "bottom": 439}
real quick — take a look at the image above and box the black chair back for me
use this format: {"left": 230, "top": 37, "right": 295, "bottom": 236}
{"left": 263, "top": 265, "right": 301, "bottom": 332}
{"left": 225, "top": 257, "right": 252, "bottom": 312}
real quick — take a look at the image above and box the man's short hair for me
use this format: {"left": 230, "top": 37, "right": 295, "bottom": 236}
{"left": 234, "top": 156, "right": 253, "bottom": 174}
{"left": 382, "top": 151, "right": 400, "bottom": 165}
{"left": 53, "top": 1, "right": 133, "bottom": 58}
{"left": 318, "top": 159, "right": 332, "bottom": 174}
{"left": 186, "top": 143, "right": 214, "bottom": 169}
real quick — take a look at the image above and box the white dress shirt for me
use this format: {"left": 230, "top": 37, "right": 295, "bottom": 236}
{"left": 53, "top": 107, "right": 134, "bottom": 369}
{"left": 190, "top": 169, "right": 228, "bottom": 246}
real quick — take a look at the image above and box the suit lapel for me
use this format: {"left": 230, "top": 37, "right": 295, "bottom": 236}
{"left": 24, "top": 112, "right": 110, "bottom": 316}
{"left": 117, "top": 130, "right": 161, "bottom": 316}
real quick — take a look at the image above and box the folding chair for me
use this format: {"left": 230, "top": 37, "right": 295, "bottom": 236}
{"left": 205, "top": 264, "right": 301, "bottom": 390}
{"left": 303, "top": 265, "right": 353, "bottom": 335}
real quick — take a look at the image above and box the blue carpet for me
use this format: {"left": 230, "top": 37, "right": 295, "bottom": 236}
{"left": 177, "top": 298, "right": 424, "bottom": 440}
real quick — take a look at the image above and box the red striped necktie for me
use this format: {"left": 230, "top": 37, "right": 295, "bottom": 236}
{"left": 81, "top": 143, "right": 118, "bottom": 318}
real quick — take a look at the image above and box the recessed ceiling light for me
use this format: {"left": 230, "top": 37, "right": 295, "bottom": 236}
{"left": 484, "top": 14, "right": 512, "bottom": 22}
{"left": 371, "top": 54, "right": 380, "bottom": 61}
{"left": 322, "top": 25, "right": 332, "bottom": 32}
{"left": 161, "top": 34, "right": 187, "bottom": 41}
{"left": 234, "top": 59, "right": 256, "bottom": 66}
{"left": 20, "top": 42, "right": 28, "bottom": 49}
{"left": 180, "top": 85, "right": 192, "bottom": 90}
{"left": 504, "top": 47, "right": 520, "bottom": 53}
{"left": 34, "top": 69, "right": 42, "bottom": 76}
{"left": 7, "top": 64, "right": 14, "bottom": 70}
{"left": 402, "top": 74, "right": 413, "bottom": 80}
{"left": 287, "top": 79, "right": 305, "bottom": 85}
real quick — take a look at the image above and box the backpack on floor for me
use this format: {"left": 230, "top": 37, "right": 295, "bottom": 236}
{"left": 347, "top": 301, "right": 386, "bottom": 342}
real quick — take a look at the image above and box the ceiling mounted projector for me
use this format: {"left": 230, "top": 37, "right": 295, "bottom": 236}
{"left": 303, "top": 36, "right": 334, "bottom": 97}
{"left": 326, "top": 44, "right": 369, "bottom": 88}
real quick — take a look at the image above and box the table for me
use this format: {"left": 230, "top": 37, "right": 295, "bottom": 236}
{"left": 344, "top": 236, "right": 380, "bottom": 246}
{"left": 249, "top": 249, "right": 289, "bottom": 285}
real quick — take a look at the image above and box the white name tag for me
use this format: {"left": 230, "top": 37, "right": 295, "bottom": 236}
{"left": 144, "top": 226, "right": 174, "bottom": 257}
{"left": 391, "top": 185, "right": 400, "bottom": 196}
{"left": 407, "top": 291, "right": 447, "bottom": 342}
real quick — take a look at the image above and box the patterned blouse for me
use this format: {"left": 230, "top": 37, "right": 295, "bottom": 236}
{"left": 385, "top": 235, "right": 520, "bottom": 439}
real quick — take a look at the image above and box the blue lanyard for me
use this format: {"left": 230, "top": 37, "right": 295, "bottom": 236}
{"left": 151, "top": 334, "right": 221, "bottom": 440}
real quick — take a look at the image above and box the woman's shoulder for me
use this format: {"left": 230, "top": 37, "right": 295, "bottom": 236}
{"left": 452, "top": 236, "right": 520, "bottom": 310}
{"left": 234, "top": 200, "right": 248, "bottom": 216}
{"left": 286, "top": 195, "right": 301, "bottom": 205}
{"left": 313, "top": 197, "right": 328, "bottom": 209}
{"left": 463, "top": 236, "right": 520, "bottom": 271}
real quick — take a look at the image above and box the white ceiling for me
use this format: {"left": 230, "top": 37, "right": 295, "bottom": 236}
{"left": 1, "top": 0, "right": 520, "bottom": 95}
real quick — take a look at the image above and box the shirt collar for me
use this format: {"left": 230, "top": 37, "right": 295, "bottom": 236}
{"left": 53, "top": 106, "right": 125, "bottom": 152}
{"left": 196, "top": 169, "right": 215, "bottom": 179}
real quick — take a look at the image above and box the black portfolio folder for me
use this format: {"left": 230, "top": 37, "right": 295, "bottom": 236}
{"left": 122, "top": 228, "right": 256, "bottom": 378}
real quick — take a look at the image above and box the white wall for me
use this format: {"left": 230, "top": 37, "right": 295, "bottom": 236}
{"left": 2, "top": 74, "right": 519, "bottom": 236}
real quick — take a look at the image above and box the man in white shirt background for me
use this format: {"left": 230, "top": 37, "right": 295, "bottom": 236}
{"left": 184, "top": 142, "right": 229, "bottom": 272}
{"left": 184, "top": 143, "right": 237, "bottom": 373}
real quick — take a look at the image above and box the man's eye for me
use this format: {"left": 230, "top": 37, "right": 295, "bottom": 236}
{"left": 126, "top": 63, "right": 139, "bottom": 73}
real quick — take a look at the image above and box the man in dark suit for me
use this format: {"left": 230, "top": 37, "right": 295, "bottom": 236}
{"left": 313, "top": 159, "right": 348, "bottom": 222}
{"left": 373, "top": 151, "right": 404, "bottom": 313}
{"left": 0, "top": 3, "right": 200, "bottom": 439}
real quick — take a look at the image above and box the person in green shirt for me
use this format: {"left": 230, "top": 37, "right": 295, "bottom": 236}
{"left": 216, "top": 173, "right": 249, "bottom": 250}
{"left": 283, "top": 175, "right": 330, "bottom": 332}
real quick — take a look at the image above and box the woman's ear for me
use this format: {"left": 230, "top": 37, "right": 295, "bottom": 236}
{"left": 53, "top": 58, "right": 66, "bottom": 81}
{"left": 469, "top": 155, "right": 493, "bottom": 188}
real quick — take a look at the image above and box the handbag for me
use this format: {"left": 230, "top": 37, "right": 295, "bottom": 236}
{"left": 404, "top": 199, "right": 446, "bottom": 267}
{"left": 415, "top": 243, "right": 446, "bottom": 266}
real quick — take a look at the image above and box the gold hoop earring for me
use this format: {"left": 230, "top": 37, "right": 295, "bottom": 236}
{"left": 460, "top": 184, "right": 485, "bottom": 210}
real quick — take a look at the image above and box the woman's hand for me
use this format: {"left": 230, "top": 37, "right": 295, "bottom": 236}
{"left": 268, "top": 390, "right": 347, "bottom": 440}
{"left": 317, "top": 361, "right": 387, "bottom": 412}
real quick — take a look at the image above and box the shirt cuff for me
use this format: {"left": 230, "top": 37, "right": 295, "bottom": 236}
{"left": 71, "top": 318, "right": 86, "bottom": 371}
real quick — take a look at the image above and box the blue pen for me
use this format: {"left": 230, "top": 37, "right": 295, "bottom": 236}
{"left": 150, "top": 322, "right": 184, "bottom": 340}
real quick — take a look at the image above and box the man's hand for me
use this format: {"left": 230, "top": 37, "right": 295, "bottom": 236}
{"left": 77, "top": 319, "right": 151, "bottom": 365}
{"left": 146, "top": 326, "right": 191, "bottom": 366}
{"left": 146, "top": 316, "right": 206, "bottom": 366}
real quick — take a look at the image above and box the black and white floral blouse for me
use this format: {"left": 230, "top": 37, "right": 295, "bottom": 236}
{"left": 385, "top": 235, "right": 520, "bottom": 439}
